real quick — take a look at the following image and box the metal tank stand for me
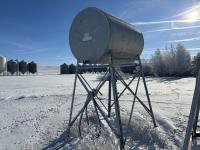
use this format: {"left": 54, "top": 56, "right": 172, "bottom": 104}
{"left": 67, "top": 56, "right": 157, "bottom": 149}
{"left": 183, "top": 70, "right": 200, "bottom": 150}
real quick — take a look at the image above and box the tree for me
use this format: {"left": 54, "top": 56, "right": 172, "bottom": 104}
{"left": 163, "top": 44, "right": 176, "bottom": 76}
{"left": 174, "top": 44, "right": 191, "bottom": 76}
{"left": 151, "top": 49, "right": 165, "bottom": 76}
{"left": 151, "top": 44, "right": 191, "bottom": 77}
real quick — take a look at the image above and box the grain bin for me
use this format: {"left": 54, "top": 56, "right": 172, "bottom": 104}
{"left": 0, "top": 56, "right": 6, "bottom": 74}
{"left": 7, "top": 60, "right": 18, "bottom": 75}
{"left": 28, "top": 61, "right": 37, "bottom": 74}
{"left": 69, "top": 7, "right": 144, "bottom": 64}
{"left": 19, "top": 60, "right": 28, "bottom": 75}
{"left": 15, "top": 59, "right": 19, "bottom": 75}
{"left": 60, "top": 63, "right": 69, "bottom": 74}
{"left": 69, "top": 64, "right": 76, "bottom": 74}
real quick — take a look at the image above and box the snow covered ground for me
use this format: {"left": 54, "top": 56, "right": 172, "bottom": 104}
{"left": 0, "top": 66, "right": 197, "bottom": 149}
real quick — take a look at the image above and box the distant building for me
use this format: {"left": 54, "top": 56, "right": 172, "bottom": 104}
{"left": 60, "top": 63, "right": 69, "bottom": 74}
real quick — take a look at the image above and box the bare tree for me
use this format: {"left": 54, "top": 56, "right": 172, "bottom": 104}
{"left": 151, "top": 49, "right": 165, "bottom": 76}
{"left": 151, "top": 43, "right": 191, "bottom": 77}
{"left": 175, "top": 43, "right": 191, "bottom": 76}
{"left": 164, "top": 44, "right": 176, "bottom": 76}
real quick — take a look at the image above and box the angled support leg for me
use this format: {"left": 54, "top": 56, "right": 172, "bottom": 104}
{"left": 108, "top": 72, "right": 112, "bottom": 117}
{"left": 67, "top": 62, "right": 79, "bottom": 134}
{"left": 114, "top": 68, "right": 152, "bottom": 116}
{"left": 110, "top": 62, "right": 124, "bottom": 149}
{"left": 124, "top": 76, "right": 140, "bottom": 144}
{"left": 138, "top": 57, "right": 157, "bottom": 127}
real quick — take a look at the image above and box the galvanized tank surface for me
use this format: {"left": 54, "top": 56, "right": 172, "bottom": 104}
{"left": 28, "top": 61, "right": 37, "bottom": 74}
{"left": 69, "top": 7, "right": 144, "bottom": 64}
{"left": 7, "top": 60, "right": 18, "bottom": 75}
{"left": 0, "top": 56, "right": 6, "bottom": 73}
{"left": 19, "top": 60, "right": 28, "bottom": 74}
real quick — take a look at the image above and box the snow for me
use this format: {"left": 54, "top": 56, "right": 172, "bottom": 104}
{"left": 0, "top": 66, "right": 196, "bottom": 149}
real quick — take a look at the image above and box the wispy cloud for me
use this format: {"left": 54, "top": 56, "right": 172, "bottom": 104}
{"left": 5, "top": 41, "right": 49, "bottom": 54}
{"left": 132, "top": 19, "right": 200, "bottom": 26}
{"left": 55, "top": 55, "right": 74, "bottom": 61}
{"left": 14, "top": 48, "right": 49, "bottom": 54}
{"left": 133, "top": 3, "right": 200, "bottom": 26}
{"left": 145, "top": 25, "right": 200, "bottom": 33}
{"left": 174, "top": 2, "right": 200, "bottom": 18}
{"left": 117, "top": 0, "right": 160, "bottom": 19}
{"left": 167, "top": 36, "right": 200, "bottom": 43}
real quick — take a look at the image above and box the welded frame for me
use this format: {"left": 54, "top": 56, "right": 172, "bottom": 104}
{"left": 67, "top": 56, "right": 157, "bottom": 149}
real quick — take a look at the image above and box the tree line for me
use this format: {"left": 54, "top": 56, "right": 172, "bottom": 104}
{"left": 150, "top": 43, "right": 200, "bottom": 77}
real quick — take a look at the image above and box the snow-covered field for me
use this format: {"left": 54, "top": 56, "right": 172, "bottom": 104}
{"left": 0, "top": 66, "right": 197, "bottom": 149}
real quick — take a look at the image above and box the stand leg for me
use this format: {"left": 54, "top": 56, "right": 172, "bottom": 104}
{"left": 85, "top": 106, "right": 89, "bottom": 125}
{"left": 108, "top": 75, "right": 112, "bottom": 117}
{"left": 124, "top": 76, "right": 140, "bottom": 144}
{"left": 193, "top": 71, "right": 200, "bottom": 135}
{"left": 92, "top": 98, "right": 102, "bottom": 127}
{"left": 78, "top": 107, "right": 84, "bottom": 136}
{"left": 193, "top": 96, "right": 200, "bottom": 135}
{"left": 111, "top": 66, "right": 124, "bottom": 149}
{"left": 67, "top": 63, "right": 79, "bottom": 134}
{"left": 138, "top": 57, "right": 157, "bottom": 127}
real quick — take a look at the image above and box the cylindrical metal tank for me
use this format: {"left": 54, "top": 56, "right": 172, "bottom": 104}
{"left": 69, "top": 64, "right": 76, "bottom": 74}
{"left": 69, "top": 7, "right": 144, "bottom": 64}
{"left": 60, "top": 63, "right": 69, "bottom": 74}
{"left": 7, "top": 60, "right": 18, "bottom": 75}
{"left": 19, "top": 60, "right": 28, "bottom": 74}
{"left": 28, "top": 61, "right": 37, "bottom": 74}
{"left": 15, "top": 59, "right": 19, "bottom": 75}
{"left": 0, "top": 56, "right": 6, "bottom": 74}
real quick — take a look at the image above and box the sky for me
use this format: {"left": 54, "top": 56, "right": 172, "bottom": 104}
{"left": 0, "top": 0, "right": 200, "bottom": 66}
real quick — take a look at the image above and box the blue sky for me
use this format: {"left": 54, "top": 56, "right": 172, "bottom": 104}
{"left": 0, "top": 0, "right": 200, "bottom": 66}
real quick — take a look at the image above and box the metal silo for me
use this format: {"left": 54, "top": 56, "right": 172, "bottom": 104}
{"left": 19, "top": 60, "right": 28, "bottom": 75}
{"left": 69, "top": 64, "right": 76, "bottom": 74}
{"left": 28, "top": 61, "right": 37, "bottom": 74}
{"left": 60, "top": 63, "right": 69, "bottom": 74}
{"left": 69, "top": 7, "right": 144, "bottom": 64}
{"left": 15, "top": 59, "right": 19, "bottom": 75}
{"left": 7, "top": 60, "right": 18, "bottom": 75}
{"left": 0, "top": 56, "right": 7, "bottom": 75}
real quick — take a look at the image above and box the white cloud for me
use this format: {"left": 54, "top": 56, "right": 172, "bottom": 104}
{"left": 132, "top": 2, "right": 200, "bottom": 26}
{"left": 167, "top": 37, "right": 200, "bottom": 43}
{"left": 174, "top": 2, "right": 200, "bottom": 18}
{"left": 145, "top": 25, "right": 200, "bottom": 33}
{"left": 5, "top": 41, "right": 49, "bottom": 54}
{"left": 55, "top": 55, "right": 74, "bottom": 61}
{"left": 132, "top": 19, "right": 200, "bottom": 26}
